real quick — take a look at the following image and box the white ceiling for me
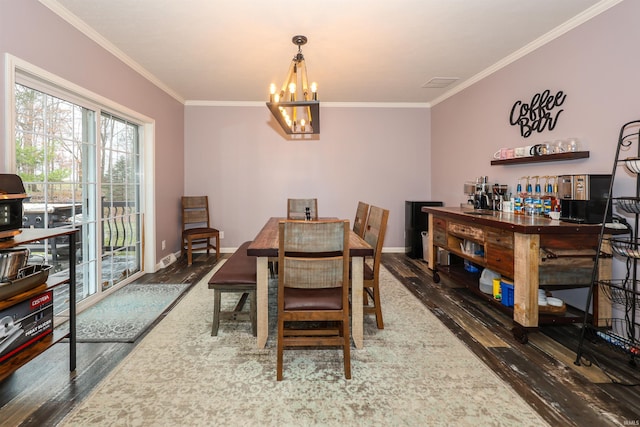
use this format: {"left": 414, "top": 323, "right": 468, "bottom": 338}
{"left": 43, "top": 0, "right": 617, "bottom": 105}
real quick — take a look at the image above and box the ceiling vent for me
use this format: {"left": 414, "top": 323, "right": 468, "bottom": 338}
{"left": 421, "top": 77, "right": 459, "bottom": 89}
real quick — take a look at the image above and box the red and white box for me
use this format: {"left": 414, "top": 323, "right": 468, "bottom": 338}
{"left": 0, "top": 290, "right": 54, "bottom": 363}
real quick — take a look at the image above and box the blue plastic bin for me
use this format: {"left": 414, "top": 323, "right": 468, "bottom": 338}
{"left": 500, "top": 281, "right": 514, "bottom": 307}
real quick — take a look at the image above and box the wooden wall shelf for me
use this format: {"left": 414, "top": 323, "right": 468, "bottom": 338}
{"left": 491, "top": 151, "right": 589, "bottom": 165}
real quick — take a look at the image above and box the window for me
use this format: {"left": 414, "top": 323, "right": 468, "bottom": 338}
{"left": 9, "top": 59, "right": 152, "bottom": 313}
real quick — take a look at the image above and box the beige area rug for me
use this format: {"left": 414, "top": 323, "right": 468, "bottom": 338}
{"left": 59, "top": 264, "right": 548, "bottom": 427}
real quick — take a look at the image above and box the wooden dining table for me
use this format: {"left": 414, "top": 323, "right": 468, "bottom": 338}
{"left": 247, "top": 217, "right": 374, "bottom": 349}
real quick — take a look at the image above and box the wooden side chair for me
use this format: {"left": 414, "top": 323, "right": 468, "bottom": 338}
{"left": 353, "top": 201, "right": 369, "bottom": 237}
{"left": 360, "top": 205, "right": 389, "bottom": 329}
{"left": 277, "top": 219, "right": 351, "bottom": 381}
{"left": 181, "top": 196, "right": 220, "bottom": 266}
{"left": 287, "top": 198, "right": 318, "bottom": 220}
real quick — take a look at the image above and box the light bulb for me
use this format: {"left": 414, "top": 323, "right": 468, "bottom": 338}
{"left": 311, "top": 82, "right": 317, "bottom": 100}
{"left": 289, "top": 83, "right": 296, "bottom": 101}
{"left": 269, "top": 83, "right": 276, "bottom": 102}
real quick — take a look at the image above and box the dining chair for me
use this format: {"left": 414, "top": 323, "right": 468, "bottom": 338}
{"left": 181, "top": 196, "right": 220, "bottom": 266}
{"left": 353, "top": 201, "right": 369, "bottom": 237}
{"left": 277, "top": 219, "right": 351, "bottom": 381}
{"left": 359, "top": 205, "right": 389, "bottom": 329}
{"left": 287, "top": 198, "right": 318, "bottom": 220}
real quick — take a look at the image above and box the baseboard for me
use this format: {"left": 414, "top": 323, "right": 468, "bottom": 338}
{"left": 156, "top": 246, "right": 405, "bottom": 270}
{"left": 382, "top": 247, "right": 407, "bottom": 253}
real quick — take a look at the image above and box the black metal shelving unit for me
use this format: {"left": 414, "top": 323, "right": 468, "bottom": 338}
{"left": 575, "top": 121, "right": 640, "bottom": 367}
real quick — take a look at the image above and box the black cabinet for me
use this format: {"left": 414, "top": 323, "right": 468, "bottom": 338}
{"left": 405, "top": 201, "right": 443, "bottom": 259}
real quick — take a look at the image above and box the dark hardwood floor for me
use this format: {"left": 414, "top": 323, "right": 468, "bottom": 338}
{"left": 1, "top": 252, "right": 639, "bottom": 426}
{"left": 383, "top": 254, "right": 640, "bottom": 427}
{"left": 0, "top": 253, "right": 219, "bottom": 427}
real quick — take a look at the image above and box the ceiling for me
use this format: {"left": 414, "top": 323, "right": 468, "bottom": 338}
{"left": 43, "top": 0, "right": 616, "bottom": 105}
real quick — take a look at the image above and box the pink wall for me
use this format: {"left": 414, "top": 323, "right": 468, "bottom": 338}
{"left": 431, "top": 0, "right": 640, "bottom": 206}
{"left": 7, "top": 0, "right": 629, "bottom": 259}
{"left": 0, "top": 0, "right": 185, "bottom": 261}
{"left": 184, "top": 105, "right": 432, "bottom": 248}
{"left": 431, "top": 0, "right": 639, "bottom": 307}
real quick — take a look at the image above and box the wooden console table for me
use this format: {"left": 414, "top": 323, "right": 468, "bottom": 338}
{"left": 0, "top": 227, "right": 78, "bottom": 382}
{"left": 422, "top": 207, "right": 611, "bottom": 343}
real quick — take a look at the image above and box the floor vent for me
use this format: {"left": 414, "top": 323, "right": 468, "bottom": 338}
{"left": 160, "top": 253, "right": 177, "bottom": 269}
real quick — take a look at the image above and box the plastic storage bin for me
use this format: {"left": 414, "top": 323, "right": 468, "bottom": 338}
{"left": 501, "top": 280, "right": 514, "bottom": 307}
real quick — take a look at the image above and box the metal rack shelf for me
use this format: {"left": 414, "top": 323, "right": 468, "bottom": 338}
{"left": 575, "top": 121, "right": 640, "bottom": 368}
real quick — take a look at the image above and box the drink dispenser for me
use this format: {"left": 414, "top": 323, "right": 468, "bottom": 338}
{"left": 558, "top": 174, "right": 612, "bottom": 223}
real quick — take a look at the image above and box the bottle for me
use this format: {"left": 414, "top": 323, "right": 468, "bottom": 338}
{"left": 524, "top": 176, "right": 535, "bottom": 216}
{"left": 514, "top": 178, "right": 524, "bottom": 215}
{"left": 542, "top": 176, "right": 557, "bottom": 216}
{"left": 551, "top": 176, "right": 561, "bottom": 213}
{"left": 532, "top": 176, "right": 543, "bottom": 215}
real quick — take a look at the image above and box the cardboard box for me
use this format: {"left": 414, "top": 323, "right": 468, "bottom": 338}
{"left": 0, "top": 290, "right": 54, "bottom": 363}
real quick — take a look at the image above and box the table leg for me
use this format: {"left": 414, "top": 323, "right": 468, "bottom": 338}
{"left": 256, "top": 256, "right": 269, "bottom": 349}
{"left": 351, "top": 256, "right": 364, "bottom": 349}
{"left": 513, "top": 233, "right": 539, "bottom": 327}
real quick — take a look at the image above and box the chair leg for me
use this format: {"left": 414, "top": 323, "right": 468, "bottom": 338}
{"left": 187, "top": 238, "right": 193, "bottom": 266}
{"left": 212, "top": 289, "right": 221, "bottom": 336}
{"left": 372, "top": 282, "right": 384, "bottom": 329}
{"left": 277, "top": 318, "right": 285, "bottom": 381}
{"left": 216, "top": 235, "right": 220, "bottom": 260}
{"left": 343, "top": 320, "right": 351, "bottom": 379}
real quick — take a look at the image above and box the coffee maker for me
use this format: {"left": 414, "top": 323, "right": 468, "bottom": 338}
{"left": 558, "top": 174, "right": 611, "bottom": 224}
{"left": 471, "top": 176, "right": 492, "bottom": 210}
{"left": 464, "top": 177, "right": 508, "bottom": 210}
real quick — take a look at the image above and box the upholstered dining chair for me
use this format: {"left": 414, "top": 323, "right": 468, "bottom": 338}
{"left": 277, "top": 219, "right": 351, "bottom": 381}
{"left": 359, "top": 205, "right": 389, "bottom": 329}
{"left": 353, "top": 201, "right": 369, "bottom": 237}
{"left": 287, "top": 198, "right": 318, "bottom": 220}
{"left": 181, "top": 196, "right": 220, "bottom": 266}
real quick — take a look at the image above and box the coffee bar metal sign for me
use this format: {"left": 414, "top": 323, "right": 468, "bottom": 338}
{"left": 509, "top": 89, "right": 566, "bottom": 138}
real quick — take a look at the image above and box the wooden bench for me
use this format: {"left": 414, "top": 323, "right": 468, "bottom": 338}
{"left": 208, "top": 241, "right": 257, "bottom": 336}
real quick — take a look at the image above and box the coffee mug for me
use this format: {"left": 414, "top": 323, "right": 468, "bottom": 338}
{"left": 551, "top": 140, "right": 565, "bottom": 154}
{"left": 493, "top": 148, "right": 509, "bottom": 160}
{"left": 514, "top": 147, "right": 526, "bottom": 157}
{"left": 524, "top": 145, "right": 533, "bottom": 157}
{"left": 530, "top": 143, "right": 550, "bottom": 156}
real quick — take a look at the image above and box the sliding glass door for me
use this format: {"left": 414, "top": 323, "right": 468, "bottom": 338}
{"left": 14, "top": 82, "right": 143, "bottom": 306}
{"left": 100, "top": 113, "right": 142, "bottom": 292}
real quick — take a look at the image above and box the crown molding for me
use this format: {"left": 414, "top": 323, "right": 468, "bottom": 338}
{"left": 185, "top": 100, "right": 430, "bottom": 108}
{"left": 38, "top": 0, "right": 185, "bottom": 104}
{"left": 430, "top": 0, "right": 624, "bottom": 107}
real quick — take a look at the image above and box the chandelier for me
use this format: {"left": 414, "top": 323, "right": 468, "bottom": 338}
{"left": 266, "top": 35, "right": 320, "bottom": 135}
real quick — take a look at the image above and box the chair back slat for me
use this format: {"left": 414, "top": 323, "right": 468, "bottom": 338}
{"left": 287, "top": 198, "right": 318, "bottom": 220}
{"left": 279, "top": 220, "right": 349, "bottom": 289}
{"left": 182, "top": 196, "right": 211, "bottom": 229}
{"left": 363, "top": 205, "right": 389, "bottom": 262}
{"left": 353, "top": 201, "right": 369, "bottom": 237}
